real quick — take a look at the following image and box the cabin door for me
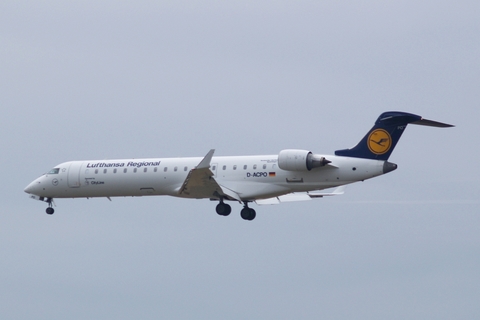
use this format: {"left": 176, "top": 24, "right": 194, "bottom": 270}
{"left": 68, "top": 162, "right": 83, "bottom": 188}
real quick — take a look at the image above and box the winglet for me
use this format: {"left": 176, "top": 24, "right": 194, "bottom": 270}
{"left": 196, "top": 149, "right": 215, "bottom": 169}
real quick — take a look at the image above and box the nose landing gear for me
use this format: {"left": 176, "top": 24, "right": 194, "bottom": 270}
{"left": 45, "top": 198, "right": 55, "bottom": 215}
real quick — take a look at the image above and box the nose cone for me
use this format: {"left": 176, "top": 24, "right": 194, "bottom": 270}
{"left": 24, "top": 180, "right": 41, "bottom": 195}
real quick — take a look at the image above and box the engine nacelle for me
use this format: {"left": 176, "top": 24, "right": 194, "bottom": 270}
{"left": 278, "top": 149, "right": 331, "bottom": 171}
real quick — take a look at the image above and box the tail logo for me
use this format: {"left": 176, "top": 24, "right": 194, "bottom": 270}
{"left": 367, "top": 129, "right": 392, "bottom": 155}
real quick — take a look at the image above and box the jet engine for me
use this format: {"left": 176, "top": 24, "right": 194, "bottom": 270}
{"left": 278, "top": 149, "right": 331, "bottom": 171}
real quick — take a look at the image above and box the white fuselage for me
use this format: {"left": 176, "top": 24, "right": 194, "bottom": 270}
{"left": 24, "top": 154, "right": 387, "bottom": 201}
{"left": 24, "top": 111, "right": 451, "bottom": 219}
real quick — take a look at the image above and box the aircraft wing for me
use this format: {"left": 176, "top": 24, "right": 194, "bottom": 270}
{"left": 178, "top": 149, "right": 242, "bottom": 201}
{"left": 255, "top": 186, "right": 346, "bottom": 205}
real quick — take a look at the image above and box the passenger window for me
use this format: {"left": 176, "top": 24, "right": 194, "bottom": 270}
{"left": 174, "top": 167, "right": 178, "bottom": 172}
{"left": 124, "top": 168, "right": 127, "bottom": 173}
{"left": 154, "top": 167, "right": 158, "bottom": 172}
{"left": 263, "top": 164, "right": 266, "bottom": 169}
{"left": 95, "top": 169, "right": 98, "bottom": 174}
{"left": 233, "top": 165, "right": 237, "bottom": 170}
{"left": 243, "top": 165, "right": 247, "bottom": 170}
{"left": 164, "top": 167, "right": 168, "bottom": 172}
{"left": 211, "top": 165, "right": 216, "bottom": 170}
{"left": 103, "top": 169, "right": 107, "bottom": 174}
{"left": 144, "top": 168, "right": 147, "bottom": 173}
{"left": 114, "top": 169, "right": 117, "bottom": 173}
{"left": 223, "top": 165, "right": 226, "bottom": 170}
{"left": 48, "top": 168, "right": 60, "bottom": 174}
{"left": 134, "top": 168, "right": 137, "bottom": 173}
{"left": 253, "top": 165, "right": 257, "bottom": 170}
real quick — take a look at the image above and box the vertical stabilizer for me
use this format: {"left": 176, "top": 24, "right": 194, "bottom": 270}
{"left": 335, "top": 111, "right": 453, "bottom": 160}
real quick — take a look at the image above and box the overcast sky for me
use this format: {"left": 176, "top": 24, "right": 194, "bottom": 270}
{"left": 1, "top": 1, "right": 479, "bottom": 319}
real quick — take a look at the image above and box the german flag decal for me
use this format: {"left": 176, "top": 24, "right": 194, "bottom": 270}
{"left": 269, "top": 172, "right": 276, "bottom": 177}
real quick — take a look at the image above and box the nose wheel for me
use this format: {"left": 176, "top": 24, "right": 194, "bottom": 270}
{"left": 45, "top": 198, "right": 54, "bottom": 215}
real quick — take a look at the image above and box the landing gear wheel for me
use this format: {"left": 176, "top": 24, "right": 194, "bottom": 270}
{"left": 247, "top": 208, "right": 256, "bottom": 221}
{"left": 240, "top": 208, "right": 249, "bottom": 220}
{"left": 46, "top": 207, "right": 54, "bottom": 215}
{"left": 216, "top": 202, "right": 231, "bottom": 216}
{"left": 241, "top": 207, "right": 256, "bottom": 221}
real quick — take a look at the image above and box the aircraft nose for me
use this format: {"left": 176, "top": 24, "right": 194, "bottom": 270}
{"left": 24, "top": 180, "right": 41, "bottom": 194}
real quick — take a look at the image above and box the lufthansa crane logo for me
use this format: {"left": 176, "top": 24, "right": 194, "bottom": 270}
{"left": 368, "top": 129, "right": 392, "bottom": 155}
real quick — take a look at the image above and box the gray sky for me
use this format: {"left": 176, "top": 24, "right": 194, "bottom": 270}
{"left": 2, "top": 1, "right": 479, "bottom": 319}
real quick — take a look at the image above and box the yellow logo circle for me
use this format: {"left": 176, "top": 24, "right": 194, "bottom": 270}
{"left": 367, "top": 129, "right": 392, "bottom": 155}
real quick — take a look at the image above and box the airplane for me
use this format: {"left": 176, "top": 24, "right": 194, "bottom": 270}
{"left": 24, "top": 111, "right": 453, "bottom": 221}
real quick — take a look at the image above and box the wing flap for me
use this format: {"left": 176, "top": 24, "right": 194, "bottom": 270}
{"left": 255, "top": 186, "right": 346, "bottom": 205}
{"left": 278, "top": 193, "right": 312, "bottom": 202}
{"left": 308, "top": 186, "right": 346, "bottom": 198}
{"left": 255, "top": 197, "right": 280, "bottom": 205}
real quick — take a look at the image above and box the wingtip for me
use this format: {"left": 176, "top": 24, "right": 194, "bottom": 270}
{"left": 196, "top": 149, "right": 216, "bottom": 169}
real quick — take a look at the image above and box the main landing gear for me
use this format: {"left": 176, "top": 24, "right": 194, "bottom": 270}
{"left": 216, "top": 200, "right": 256, "bottom": 221}
{"left": 216, "top": 201, "right": 232, "bottom": 216}
{"left": 45, "top": 198, "right": 54, "bottom": 215}
{"left": 240, "top": 204, "right": 256, "bottom": 221}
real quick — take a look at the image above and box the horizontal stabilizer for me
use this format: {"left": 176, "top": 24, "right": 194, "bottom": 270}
{"left": 411, "top": 118, "right": 454, "bottom": 128}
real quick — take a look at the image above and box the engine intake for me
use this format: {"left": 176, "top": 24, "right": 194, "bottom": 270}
{"left": 278, "top": 149, "right": 331, "bottom": 171}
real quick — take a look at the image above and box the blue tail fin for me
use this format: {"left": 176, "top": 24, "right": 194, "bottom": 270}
{"left": 335, "top": 111, "right": 453, "bottom": 160}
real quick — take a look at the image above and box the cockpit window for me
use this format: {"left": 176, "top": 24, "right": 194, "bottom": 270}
{"left": 48, "top": 168, "right": 60, "bottom": 174}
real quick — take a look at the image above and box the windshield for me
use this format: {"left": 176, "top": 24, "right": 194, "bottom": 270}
{"left": 48, "top": 168, "right": 60, "bottom": 174}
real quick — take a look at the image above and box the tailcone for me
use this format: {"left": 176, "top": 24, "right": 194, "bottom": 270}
{"left": 383, "top": 161, "right": 398, "bottom": 174}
